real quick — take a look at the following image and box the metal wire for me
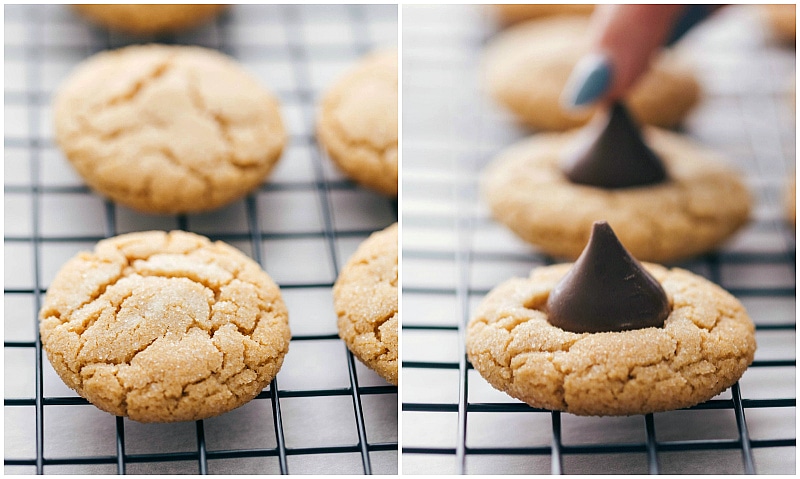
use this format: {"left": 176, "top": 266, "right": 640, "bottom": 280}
{"left": 4, "top": 4, "right": 398, "bottom": 475}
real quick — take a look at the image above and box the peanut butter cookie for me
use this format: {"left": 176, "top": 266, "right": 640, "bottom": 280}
{"left": 317, "top": 50, "right": 398, "bottom": 196}
{"left": 39, "top": 230, "right": 291, "bottom": 423}
{"left": 482, "top": 127, "right": 752, "bottom": 262}
{"left": 483, "top": 15, "right": 700, "bottom": 131}
{"left": 491, "top": 4, "right": 594, "bottom": 25}
{"left": 466, "top": 261, "right": 756, "bottom": 416}
{"left": 333, "top": 223, "right": 398, "bottom": 385}
{"left": 53, "top": 44, "right": 286, "bottom": 214}
{"left": 73, "top": 4, "right": 227, "bottom": 35}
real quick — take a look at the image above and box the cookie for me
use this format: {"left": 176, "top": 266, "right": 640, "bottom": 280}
{"left": 317, "top": 50, "right": 398, "bottom": 196}
{"left": 482, "top": 125, "right": 752, "bottom": 263}
{"left": 39, "top": 230, "right": 291, "bottom": 423}
{"left": 333, "top": 223, "right": 398, "bottom": 385}
{"left": 72, "top": 4, "right": 227, "bottom": 35}
{"left": 483, "top": 15, "right": 700, "bottom": 131}
{"left": 491, "top": 4, "right": 594, "bottom": 24}
{"left": 53, "top": 44, "right": 286, "bottom": 214}
{"left": 466, "top": 223, "right": 756, "bottom": 416}
{"left": 763, "top": 4, "right": 796, "bottom": 43}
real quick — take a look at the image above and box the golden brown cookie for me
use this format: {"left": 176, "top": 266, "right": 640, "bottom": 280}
{"left": 491, "top": 4, "right": 594, "bottom": 24}
{"left": 483, "top": 15, "right": 700, "bottom": 131}
{"left": 482, "top": 128, "right": 752, "bottom": 262}
{"left": 317, "top": 50, "right": 398, "bottom": 196}
{"left": 763, "top": 4, "right": 796, "bottom": 43}
{"left": 333, "top": 223, "right": 398, "bottom": 385}
{"left": 466, "top": 262, "right": 756, "bottom": 416}
{"left": 73, "top": 4, "right": 227, "bottom": 35}
{"left": 53, "top": 44, "right": 286, "bottom": 214}
{"left": 39, "top": 230, "right": 291, "bottom": 423}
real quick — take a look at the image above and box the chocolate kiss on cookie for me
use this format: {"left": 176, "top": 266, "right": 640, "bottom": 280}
{"left": 561, "top": 102, "right": 668, "bottom": 188}
{"left": 546, "top": 221, "right": 670, "bottom": 333}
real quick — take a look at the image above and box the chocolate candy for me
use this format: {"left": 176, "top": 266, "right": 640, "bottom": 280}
{"left": 546, "top": 221, "right": 670, "bottom": 333}
{"left": 561, "top": 102, "right": 667, "bottom": 188}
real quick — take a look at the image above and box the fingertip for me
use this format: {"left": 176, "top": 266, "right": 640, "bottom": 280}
{"left": 560, "top": 52, "right": 614, "bottom": 110}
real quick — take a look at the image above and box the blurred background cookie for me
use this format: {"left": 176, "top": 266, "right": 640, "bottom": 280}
{"left": 53, "top": 44, "right": 286, "bottom": 214}
{"left": 72, "top": 4, "right": 227, "bottom": 35}
{"left": 481, "top": 104, "right": 752, "bottom": 263}
{"left": 483, "top": 15, "right": 700, "bottom": 131}
{"left": 491, "top": 3, "right": 594, "bottom": 25}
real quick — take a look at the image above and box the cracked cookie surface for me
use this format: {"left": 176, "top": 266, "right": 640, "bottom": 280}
{"left": 482, "top": 127, "right": 752, "bottom": 262}
{"left": 39, "top": 230, "right": 291, "bottom": 423}
{"left": 484, "top": 15, "right": 700, "bottom": 131}
{"left": 333, "top": 223, "right": 398, "bottom": 385}
{"left": 72, "top": 4, "right": 227, "bottom": 35}
{"left": 54, "top": 44, "right": 286, "bottom": 214}
{"left": 317, "top": 50, "right": 398, "bottom": 196}
{"left": 466, "top": 263, "right": 756, "bottom": 416}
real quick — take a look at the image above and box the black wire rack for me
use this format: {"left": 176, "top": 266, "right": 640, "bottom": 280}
{"left": 4, "top": 4, "right": 398, "bottom": 475}
{"left": 401, "top": 5, "right": 795, "bottom": 475}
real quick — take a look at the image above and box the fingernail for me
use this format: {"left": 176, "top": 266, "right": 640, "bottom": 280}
{"left": 561, "top": 52, "right": 613, "bottom": 109}
{"left": 665, "top": 4, "right": 714, "bottom": 46}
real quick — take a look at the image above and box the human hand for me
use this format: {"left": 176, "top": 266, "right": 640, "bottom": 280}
{"left": 561, "top": 4, "right": 719, "bottom": 110}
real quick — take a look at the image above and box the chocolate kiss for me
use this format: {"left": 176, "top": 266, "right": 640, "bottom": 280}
{"left": 546, "top": 221, "right": 670, "bottom": 333}
{"left": 561, "top": 102, "right": 668, "bottom": 188}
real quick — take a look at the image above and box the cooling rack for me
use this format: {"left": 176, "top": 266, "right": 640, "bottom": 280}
{"left": 401, "top": 4, "right": 795, "bottom": 475}
{"left": 4, "top": 4, "right": 398, "bottom": 475}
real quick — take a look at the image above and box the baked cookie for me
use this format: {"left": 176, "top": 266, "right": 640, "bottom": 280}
{"left": 763, "top": 4, "right": 796, "bottom": 43}
{"left": 483, "top": 15, "right": 700, "bottom": 131}
{"left": 317, "top": 50, "right": 398, "bottom": 196}
{"left": 72, "top": 4, "right": 227, "bottom": 35}
{"left": 53, "top": 44, "right": 286, "bottom": 214}
{"left": 333, "top": 223, "right": 398, "bottom": 385}
{"left": 466, "top": 222, "right": 756, "bottom": 416}
{"left": 491, "top": 4, "right": 594, "bottom": 24}
{"left": 482, "top": 122, "right": 751, "bottom": 263}
{"left": 39, "top": 230, "right": 291, "bottom": 423}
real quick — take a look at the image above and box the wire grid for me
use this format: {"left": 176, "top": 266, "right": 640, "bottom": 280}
{"left": 401, "top": 4, "right": 795, "bottom": 475}
{"left": 4, "top": 4, "right": 398, "bottom": 475}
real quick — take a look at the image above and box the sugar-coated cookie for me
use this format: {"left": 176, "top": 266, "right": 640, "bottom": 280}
{"left": 491, "top": 4, "right": 594, "bottom": 24}
{"left": 333, "top": 223, "right": 398, "bottom": 385}
{"left": 53, "top": 44, "right": 286, "bottom": 214}
{"left": 39, "top": 230, "right": 291, "bottom": 423}
{"left": 73, "top": 4, "right": 227, "bottom": 35}
{"left": 484, "top": 15, "right": 700, "bottom": 131}
{"left": 466, "top": 261, "right": 756, "bottom": 416}
{"left": 482, "top": 127, "right": 752, "bottom": 262}
{"left": 317, "top": 51, "right": 398, "bottom": 196}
